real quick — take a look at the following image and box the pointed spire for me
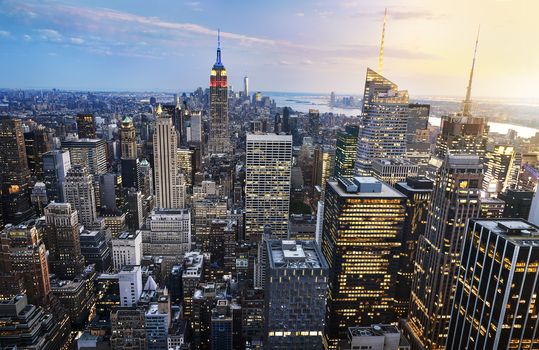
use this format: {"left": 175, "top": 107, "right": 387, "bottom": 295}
{"left": 156, "top": 103, "right": 162, "bottom": 116}
{"left": 215, "top": 28, "right": 222, "bottom": 66}
{"left": 463, "top": 25, "right": 480, "bottom": 116}
{"left": 378, "top": 8, "right": 387, "bottom": 74}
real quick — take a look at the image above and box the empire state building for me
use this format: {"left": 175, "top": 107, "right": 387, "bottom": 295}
{"left": 208, "top": 30, "right": 231, "bottom": 154}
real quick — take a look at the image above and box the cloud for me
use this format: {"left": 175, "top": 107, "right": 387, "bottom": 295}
{"left": 184, "top": 1, "right": 203, "bottom": 11}
{"left": 0, "top": 30, "right": 10, "bottom": 37}
{"left": 296, "top": 12, "right": 305, "bottom": 17}
{"left": 70, "top": 37, "right": 84, "bottom": 44}
{"left": 37, "top": 28, "right": 62, "bottom": 42}
{"left": 23, "top": 34, "right": 32, "bottom": 41}
{"left": 279, "top": 60, "right": 292, "bottom": 65}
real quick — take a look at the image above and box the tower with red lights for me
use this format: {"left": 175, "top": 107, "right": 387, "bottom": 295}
{"left": 208, "top": 30, "right": 231, "bottom": 154}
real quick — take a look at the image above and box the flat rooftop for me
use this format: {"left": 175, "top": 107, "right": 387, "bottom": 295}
{"left": 267, "top": 240, "right": 327, "bottom": 270}
{"left": 329, "top": 177, "right": 406, "bottom": 199}
{"left": 473, "top": 219, "right": 539, "bottom": 246}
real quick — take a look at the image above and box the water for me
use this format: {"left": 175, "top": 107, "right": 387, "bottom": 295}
{"left": 267, "top": 92, "right": 539, "bottom": 138}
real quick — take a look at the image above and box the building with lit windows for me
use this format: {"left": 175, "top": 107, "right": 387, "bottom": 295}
{"left": 355, "top": 69, "right": 409, "bottom": 175}
{"left": 208, "top": 31, "right": 231, "bottom": 154}
{"left": 61, "top": 138, "right": 107, "bottom": 176}
{"left": 321, "top": 176, "right": 406, "bottom": 349}
{"left": 120, "top": 116, "right": 139, "bottom": 189}
{"left": 245, "top": 133, "right": 292, "bottom": 241}
{"left": 434, "top": 115, "right": 488, "bottom": 161}
{"left": 372, "top": 158, "right": 420, "bottom": 187}
{"left": 483, "top": 145, "right": 515, "bottom": 195}
{"left": 264, "top": 239, "right": 328, "bottom": 349}
{"left": 312, "top": 145, "right": 335, "bottom": 189}
{"left": 334, "top": 125, "right": 359, "bottom": 180}
{"left": 76, "top": 113, "right": 97, "bottom": 139}
{"left": 64, "top": 165, "right": 98, "bottom": 228}
{"left": 447, "top": 219, "right": 539, "bottom": 349}
{"left": 404, "top": 155, "right": 483, "bottom": 350}
{"left": 42, "top": 150, "right": 71, "bottom": 202}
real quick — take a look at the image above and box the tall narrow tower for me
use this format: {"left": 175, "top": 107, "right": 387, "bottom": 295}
{"left": 462, "top": 26, "right": 480, "bottom": 116}
{"left": 208, "top": 30, "right": 231, "bottom": 154}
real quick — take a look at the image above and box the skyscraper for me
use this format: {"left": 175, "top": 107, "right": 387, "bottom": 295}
{"left": 406, "top": 103, "right": 430, "bottom": 143}
{"left": 243, "top": 75, "right": 249, "bottom": 97}
{"left": 120, "top": 116, "right": 139, "bottom": 189}
{"left": 312, "top": 145, "right": 335, "bottom": 189}
{"left": 434, "top": 114, "right": 488, "bottom": 160}
{"left": 447, "top": 219, "right": 539, "bottom": 349}
{"left": 208, "top": 30, "right": 231, "bottom": 154}
{"left": 530, "top": 184, "right": 539, "bottom": 226}
{"left": 483, "top": 145, "right": 515, "bottom": 195}
{"left": 404, "top": 155, "right": 483, "bottom": 349}
{"left": 42, "top": 150, "right": 71, "bottom": 202}
{"left": 245, "top": 133, "right": 292, "bottom": 241}
{"left": 264, "top": 239, "right": 328, "bottom": 349}
{"left": 76, "top": 113, "right": 97, "bottom": 139}
{"left": 153, "top": 105, "right": 182, "bottom": 209}
{"left": 44, "top": 202, "right": 85, "bottom": 280}
{"left": 64, "top": 165, "right": 98, "bottom": 228}
{"left": 355, "top": 69, "right": 409, "bottom": 175}
{"left": 0, "top": 117, "right": 33, "bottom": 226}
{"left": 24, "top": 126, "right": 52, "bottom": 180}
{"left": 62, "top": 138, "right": 108, "bottom": 176}
{"left": 334, "top": 125, "right": 359, "bottom": 179}
{"left": 321, "top": 177, "right": 406, "bottom": 349}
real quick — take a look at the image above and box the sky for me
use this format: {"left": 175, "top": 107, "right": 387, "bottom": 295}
{"left": 0, "top": 0, "right": 538, "bottom": 100}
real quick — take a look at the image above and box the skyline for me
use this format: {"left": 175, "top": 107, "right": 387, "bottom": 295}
{"left": 0, "top": 0, "right": 538, "bottom": 100}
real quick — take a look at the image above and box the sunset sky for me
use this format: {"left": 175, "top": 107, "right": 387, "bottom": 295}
{"left": 0, "top": 0, "right": 537, "bottom": 99}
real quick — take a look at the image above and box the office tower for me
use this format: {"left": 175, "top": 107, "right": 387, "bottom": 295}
{"left": 118, "top": 265, "right": 143, "bottom": 307}
{"left": 372, "top": 159, "right": 420, "bottom": 186}
{"left": 499, "top": 188, "right": 534, "bottom": 219}
{"left": 322, "top": 177, "right": 406, "bottom": 349}
{"left": 0, "top": 295, "right": 69, "bottom": 349}
{"left": 393, "top": 177, "right": 433, "bottom": 318}
{"left": 447, "top": 219, "right": 539, "bottom": 349}
{"left": 153, "top": 106, "right": 182, "bottom": 209}
{"left": 211, "top": 300, "right": 234, "bottom": 350}
{"left": 308, "top": 109, "right": 321, "bottom": 144}
{"left": 483, "top": 145, "right": 515, "bottom": 195}
{"left": 120, "top": 116, "right": 139, "bottom": 189}
{"left": 334, "top": 125, "right": 359, "bottom": 179}
{"left": 208, "top": 31, "right": 231, "bottom": 154}
{"left": 0, "top": 223, "right": 51, "bottom": 306}
{"left": 80, "top": 229, "right": 111, "bottom": 272}
{"left": 126, "top": 189, "right": 144, "bottom": 231}
{"left": 434, "top": 115, "right": 489, "bottom": 160}
{"left": 182, "top": 251, "right": 204, "bottom": 318}
{"left": 355, "top": 69, "right": 409, "bottom": 175}
{"left": 193, "top": 197, "right": 227, "bottom": 251}
{"left": 142, "top": 208, "right": 192, "bottom": 273}
{"left": 245, "top": 133, "right": 292, "bottom": 241}
{"left": 145, "top": 299, "right": 170, "bottom": 350}
{"left": 312, "top": 145, "right": 335, "bottom": 189}
{"left": 100, "top": 172, "right": 123, "bottom": 212}
{"left": 62, "top": 138, "right": 107, "bottom": 176}
{"left": 42, "top": 150, "right": 71, "bottom": 202}
{"left": 340, "top": 325, "right": 409, "bottom": 350}
{"left": 244, "top": 75, "right": 249, "bottom": 97}
{"left": 30, "top": 182, "right": 48, "bottom": 216}
{"left": 407, "top": 103, "right": 430, "bottom": 142}
{"left": 405, "top": 155, "right": 483, "bottom": 349}
{"left": 138, "top": 159, "right": 154, "bottom": 197}
{"left": 530, "top": 185, "right": 539, "bottom": 225}
{"left": 282, "top": 106, "right": 291, "bottom": 134}
{"left": 330, "top": 91, "right": 336, "bottom": 107}
{"left": 103, "top": 213, "right": 126, "bottom": 237}
{"left": 0, "top": 117, "right": 33, "bottom": 226}
{"left": 189, "top": 111, "right": 203, "bottom": 144}
{"left": 209, "top": 219, "right": 237, "bottom": 277}
{"left": 64, "top": 165, "right": 97, "bottom": 228}
{"left": 112, "top": 231, "right": 142, "bottom": 272}
{"left": 479, "top": 197, "right": 505, "bottom": 218}
{"left": 177, "top": 148, "right": 194, "bottom": 188}
{"left": 76, "top": 113, "right": 97, "bottom": 139}
{"left": 110, "top": 307, "right": 147, "bottom": 349}
{"left": 264, "top": 240, "right": 328, "bottom": 349}
{"left": 44, "top": 202, "right": 85, "bottom": 279}
{"left": 24, "top": 126, "right": 52, "bottom": 180}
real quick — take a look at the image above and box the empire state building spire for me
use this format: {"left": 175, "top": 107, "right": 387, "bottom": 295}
{"left": 463, "top": 25, "right": 480, "bottom": 116}
{"left": 214, "top": 28, "right": 223, "bottom": 68}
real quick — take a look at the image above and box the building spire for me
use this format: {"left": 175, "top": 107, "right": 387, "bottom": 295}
{"left": 215, "top": 28, "right": 222, "bottom": 66}
{"left": 463, "top": 25, "right": 480, "bottom": 116}
{"left": 378, "top": 8, "right": 387, "bottom": 74}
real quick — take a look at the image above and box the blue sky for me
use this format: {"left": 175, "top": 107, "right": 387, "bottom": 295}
{"left": 0, "top": 0, "right": 537, "bottom": 99}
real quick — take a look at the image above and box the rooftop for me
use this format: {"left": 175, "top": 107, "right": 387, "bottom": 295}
{"left": 472, "top": 219, "right": 539, "bottom": 246}
{"left": 329, "top": 177, "right": 406, "bottom": 199}
{"left": 267, "top": 239, "right": 328, "bottom": 270}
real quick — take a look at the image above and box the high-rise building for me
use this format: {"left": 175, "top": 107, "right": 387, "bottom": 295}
{"left": 76, "top": 113, "right": 97, "bottom": 139}
{"left": 110, "top": 307, "right": 147, "bottom": 349}
{"left": 322, "top": 177, "right": 406, "bottom": 349}
{"left": 447, "top": 219, "right": 539, "bottom": 349}
{"left": 193, "top": 197, "right": 227, "bottom": 251}
{"left": 245, "top": 133, "right": 292, "bottom": 241}
{"left": 79, "top": 229, "right": 111, "bottom": 272}
{"left": 340, "top": 325, "right": 409, "bottom": 350}
{"left": 24, "top": 126, "right": 52, "bottom": 180}
{"left": 182, "top": 251, "right": 204, "bottom": 318}
{"left": 372, "top": 158, "right": 420, "bottom": 187}
{"left": 118, "top": 265, "right": 142, "bottom": 307}
{"left": 138, "top": 159, "right": 154, "bottom": 198}
{"left": 42, "top": 150, "right": 71, "bottom": 202}
{"left": 312, "top": 145, "right": 335, "bottom": 189}
{"left": 479, "top": 197, "right": 505, "bottom": 218}
{"left": 100, "top": 172, "right": 123, "bottom": 212}
{"left": 434, "top": 114, "right": 488, "bottom": 160}
{"left": 126, "top": 189, "right": 144, "bottom": 231}
{"left": 120, "top": 116, "right": 139, "bottom": 189}
{"left": 308, "top": 109, "right": 321, "bottom": 144}
{"left": 112, "top": 231, "right": 142, "bottom": 272}
{"left": 190, "top": 111, "right": 203, "bottom": 144}
{"left": 499, "top": 188, "right": 534, "bottom": 219}
{"left": 153, "top": 106, "right": 182, "bottom": 209}
{"left": 145, "top": 298, "right": 170, "bottom": 350}
{"left": 0, "top": 117, "right": 33, "bottom": 226}
{"left": 62, "top": 138, "right": 107, "bottom": 176}
{"left": 44, "top": 202, "right": 85, "bottom": 280}
{"left": 334, "top": 125, "right": 359, "bottom": 180}
{"left": 393, "top": 177, "right": 433, "bottom": 318}
{"left": 0, "top": 222, "right": 51, "bottom": 306}
{"left": 530, "top": 184, "right": 539, "bottom": 226}
{"left": 355, "top": 69, "right": 409, "bottom": 175}
{"left": 211, "top": 300, "right": 234, "bottom": 350}
{"left": 142, "top": 208, "right": 192, "bottom": 273}
{"left": 264, "top": 240, "right": 328, "bottom": 349}
{"left": 64, "top": 165, "right": 97, "bottom": 228}
{"left": 406, "top": 103, "right": 430, "bottom": 143}
{"left": 243, "top": 75, "right": 249, "bottom": 97}
{"left": 483, "top": 145, "right": 515, "bottom": 195}
{"left": 208, "top": 31, "right": 231, "bottom": 154}
{"left": 404, "top": 155, "right": 483, "bottom": 350}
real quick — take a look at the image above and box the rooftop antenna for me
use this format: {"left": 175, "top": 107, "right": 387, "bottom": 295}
{"left": 378, "top": 8, "right": 387, "bottom": 74}
{"left": 463, "top": 25, "right": 480, "bottom": 116}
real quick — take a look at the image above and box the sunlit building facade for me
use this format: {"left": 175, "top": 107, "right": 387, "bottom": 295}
{"left": 483, "top": 145, "right": 515, "bottom": 195}
{"left": 321, "top": 176, "right": 406, "bottom": 349}
{"left": 334, "top": 125, "right": 359, "bottom": 180}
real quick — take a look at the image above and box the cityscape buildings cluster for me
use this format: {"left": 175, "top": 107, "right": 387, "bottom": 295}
{"left": 1, "top": 14, "right": 539, "bottom": 350}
